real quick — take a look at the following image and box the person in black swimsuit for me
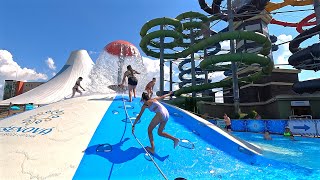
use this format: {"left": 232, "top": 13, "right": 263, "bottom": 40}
{"left": 120, "top": 65, "right": 140, "bottom": 102}
{"left": 71, "top": 77, "right": 85, "bottom": 98}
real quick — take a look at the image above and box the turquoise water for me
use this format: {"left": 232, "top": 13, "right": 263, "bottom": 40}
{"left": 73, "top": 96, "right": 320, "bottom": 179}
{"left": 233, "top": 132, "right": 320, "bottom": 170}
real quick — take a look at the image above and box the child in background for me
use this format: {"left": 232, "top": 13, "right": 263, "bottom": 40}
{"left": 223, "top": 113, "right": 232, "bottom": 132}
{"left": 264, "top": 131, "right": 272, "bottom": 140}
{"left": 145, "top": 78, "right": 156, "bottom": 98}
{"left": 284, "top": 126, "right": 295, "bottom": 140}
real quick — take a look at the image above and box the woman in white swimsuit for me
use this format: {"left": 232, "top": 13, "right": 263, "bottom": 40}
{"left": 132, "top": 91, "right": 179, "bottom": 154}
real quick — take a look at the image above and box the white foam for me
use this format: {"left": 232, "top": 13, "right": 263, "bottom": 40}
{"left": 87, "top": 51, "right": 150, "bottom": 95}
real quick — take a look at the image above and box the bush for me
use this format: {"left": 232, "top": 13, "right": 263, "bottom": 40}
{"left": 234, "top": 113, "right": 240, "bottom": 119}
{"left": 232, "top": 112, "right": 247, "bottom": 119}
{"left": 247, "top": 110, "right": 258, "bottom": 119}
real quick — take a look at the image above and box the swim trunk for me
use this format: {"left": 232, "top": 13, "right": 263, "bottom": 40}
{"left": 225, "top": 125, "right": 231, "bottom": 130}
{"left": 128, "top": 77, "right": 138, "bottom": 86}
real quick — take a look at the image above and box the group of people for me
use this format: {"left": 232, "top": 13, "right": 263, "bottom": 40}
{"left": 119, "top": 65, "right": 156, "bottom": 102}
{"left": 223, "top": 114, "right": 294, "bottom": 140}
{"left": 120, "top": 65, "right": 178, "bottom": 154}
{"left": 203, "top": 112, "right": 295, "bottom": 140}
{"left": 71, "top": 65, "right": 156, "bottom": 101}
{"left": 121, "top": 65, "right": 180, "bottom": 154}
{"left": 71, "top": 65, "right": 297, "bottom": 155}
{"left": 71, "top": 65, "right": 178, "bottom": 154}
{"left": 264, "top": 127, "right": 294, "bottom": 140}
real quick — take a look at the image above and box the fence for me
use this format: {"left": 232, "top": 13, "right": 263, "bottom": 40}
{"left": 208, "top": 119, "right": 320, "bottom": 137}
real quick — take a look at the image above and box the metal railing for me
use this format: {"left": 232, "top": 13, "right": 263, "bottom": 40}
{"left": 289, "top": 115, "right": 313, "bottom": 120}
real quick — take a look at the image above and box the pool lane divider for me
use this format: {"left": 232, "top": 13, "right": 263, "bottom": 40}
{"left": 120, "top": 94, "right": 168, "bottom": 180}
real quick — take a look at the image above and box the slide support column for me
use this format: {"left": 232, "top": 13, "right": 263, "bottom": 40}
{"left": 160, "top": 24, "right": 165, "bottom": 95}
{"left": 228, "top": 0, "right": 240, "bottom": 114}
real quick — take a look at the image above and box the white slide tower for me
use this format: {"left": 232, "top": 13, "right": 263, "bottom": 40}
{"left": 0, "top": 50, "right": 94, "bottom": 105}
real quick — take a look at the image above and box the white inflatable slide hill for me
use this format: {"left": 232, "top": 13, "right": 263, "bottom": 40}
{"left": 0, "top": 50, "right": 94, "bottom": 105}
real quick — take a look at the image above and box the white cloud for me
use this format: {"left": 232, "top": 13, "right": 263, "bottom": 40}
{"left": 220, "top": 35, "right": 294, "bottom": 67}
{"left": 142, "top": 56, "right": 176, "bottom": 92}
{"left": 0, "top": 50, "right": 48, "bottom": 98}
{"left": 273, "top": 34, "right": 293, "bottom": 66}
{"left": 46, "top": 57, "right": 56, "bottom": 70}
{"left": 220, "top": 40, "right": 230, "bottom": 53}
{"left": 215, "top": 91, "right": 223, "bottom": 103}
{"left": 209, "top": 71, "right": 225, "bottom": 82}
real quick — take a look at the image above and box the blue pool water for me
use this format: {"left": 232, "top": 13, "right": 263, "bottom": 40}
{"left": 73, "top": 96, "right": 320, "bottom": 180}
{"left": 233, "top": 132, "right": 320, "bottom": 170}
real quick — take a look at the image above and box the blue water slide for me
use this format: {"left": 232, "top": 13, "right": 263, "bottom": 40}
{"left": 289, "top": 25, "right": 320, "bottom": 94}
{"left": 178, "top": 42, "right": 221, "bottom": 89}
{"left": 292, "top": 78, "right": 320, "bottom": 94}
{"left": 198, "top": 0, "right": 270, "bottom": 20}
{"left": 289, "top": 43, "right": 320, "bottom": 71}
{"left": 178, "top": 62, "right": 206, "bottom": 88}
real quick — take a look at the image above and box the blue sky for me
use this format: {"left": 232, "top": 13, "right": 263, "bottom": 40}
{"left": 1, "top": 0, "right": 202, "bottom": 69}
{"left": 0, "top": 0, "right": 319, "bottom": 95}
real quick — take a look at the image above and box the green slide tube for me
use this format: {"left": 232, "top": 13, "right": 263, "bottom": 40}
{"left": 140, "top": 11, "right": 273, "bottom": 98}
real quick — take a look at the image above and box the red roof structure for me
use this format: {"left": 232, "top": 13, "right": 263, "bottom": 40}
{"left": 104, "top": 40, "right": 140, "bottom": 57}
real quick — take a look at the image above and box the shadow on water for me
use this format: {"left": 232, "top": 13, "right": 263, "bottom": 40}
{"left": 83, "top": 138, "right": 169, "bottom": 164}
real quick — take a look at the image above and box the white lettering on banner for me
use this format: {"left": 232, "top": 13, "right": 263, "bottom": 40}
{"left": 0, "top": 109, "right": 63, "bottom": 138}
{"left": 21, "top": 109, "right": 64, "bottom": 126}
{"left": 288, "top": 120, "right": 316, "bottom": 136}
{"left": 0, "top": 126, "right": 54, "bottom": 137}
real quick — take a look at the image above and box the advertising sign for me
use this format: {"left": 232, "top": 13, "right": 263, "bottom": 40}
{"left": 247, "top": 120, "right": 265, "bottom": 132}
{"left": 0, "top": 109, "right": 63, "bottom": 138}
{"left": 216, "top": 120, "right": 226, "bottom": 129}
{"left": 290, "top": 101, "right": 310, "bottom": 107}
{"left": 288, "top": 120, "right": 317, "bottom": 136}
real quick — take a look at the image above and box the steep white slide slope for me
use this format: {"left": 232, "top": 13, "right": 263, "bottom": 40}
{"left": 0, "top": 50, "right": 94, "bottom": 105}
{"left": 0, "top": 94, "right": 115, "bottom": 179}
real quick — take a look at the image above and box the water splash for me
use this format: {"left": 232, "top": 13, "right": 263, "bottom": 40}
{"left": 87, "top": 51, "right": 149, "bottom": 95}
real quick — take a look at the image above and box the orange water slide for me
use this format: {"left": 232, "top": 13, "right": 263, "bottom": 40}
{"left": 265, "top": 0, "right": 314, "bottom": 12}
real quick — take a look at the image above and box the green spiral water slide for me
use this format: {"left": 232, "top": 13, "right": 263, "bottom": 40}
{"left": 140, "top": 11, "right": 273, "bottom": 97}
